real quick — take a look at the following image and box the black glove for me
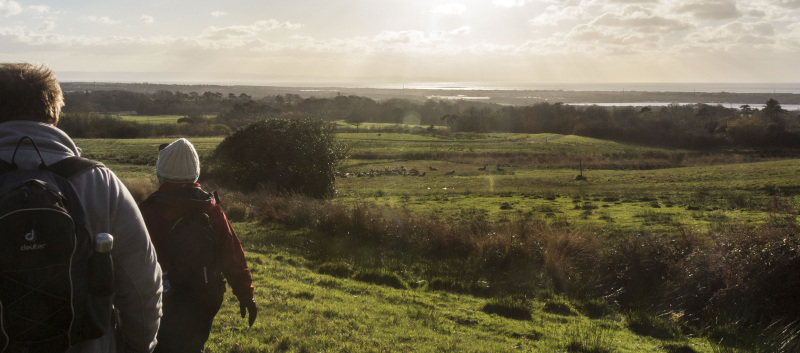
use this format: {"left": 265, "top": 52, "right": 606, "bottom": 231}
{"left": 239, "top": 299, "right": 258, "bottom": 327}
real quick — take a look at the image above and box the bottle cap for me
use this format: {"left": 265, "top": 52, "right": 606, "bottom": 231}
{"left": 94, "top": 233, "right": 114, "bottom": 253}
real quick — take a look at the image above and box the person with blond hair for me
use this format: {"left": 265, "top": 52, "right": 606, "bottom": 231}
{"left": 0, "top": 62, "right": 162, "bottom": 352}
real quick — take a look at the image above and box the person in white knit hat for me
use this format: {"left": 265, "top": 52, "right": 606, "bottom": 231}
{"left": 155, "top": 138, "right": 200, "bottom": 183}
{"left": 141, "top": 138, "right": 257, "bottom": 353}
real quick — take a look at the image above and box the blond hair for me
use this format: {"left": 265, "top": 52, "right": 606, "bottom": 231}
{"left": 0, "top": 63, "right": 63, "bottom": 124}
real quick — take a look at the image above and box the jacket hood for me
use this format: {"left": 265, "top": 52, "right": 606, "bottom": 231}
{"left": 144, "top": 183, "right": 216, "bottom": 222}
{"left": 0, "top": 121, "right": 80, "bottom": 168}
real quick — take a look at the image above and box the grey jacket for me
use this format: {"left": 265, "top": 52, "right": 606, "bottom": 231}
{"left": 0, "top": 121, "right": 162, "bottom": 353}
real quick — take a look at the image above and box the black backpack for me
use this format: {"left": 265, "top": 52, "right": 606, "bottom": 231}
{"left": 165, "top": 210, "right": 221, "bottom": 292}
{"left": 0, "top": 136, "right": 109, "bottom": 352}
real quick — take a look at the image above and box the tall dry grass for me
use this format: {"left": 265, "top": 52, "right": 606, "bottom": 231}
{"left": 121, "top": 177, "right": 159, "bottom": 204}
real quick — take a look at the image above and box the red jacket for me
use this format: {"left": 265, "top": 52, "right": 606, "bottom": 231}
{"left": 139, "top": 183, "right": 254, "bottom": 302}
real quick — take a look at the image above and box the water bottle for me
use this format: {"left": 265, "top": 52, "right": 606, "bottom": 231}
{"left": 163, "top": 271, "right": 171, "bottom": 294}
{"left": 88, "top": 233, "right": 114, "bottom": 296}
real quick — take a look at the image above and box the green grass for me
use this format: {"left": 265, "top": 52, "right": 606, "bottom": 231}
{"left": 339, "top": 132, "right": 678, "bottom": 159}
{"left": 203, "top": 222, "right": 715, "bottom": 352}
{"left": 74, "top": 137, "right": 222, "bottom": 165}
{"left": 117, "top": 115, "right": 185, "bottom": 124}
{"left": 75, "top": 133, "right": 800, "bottom": 234}
{"left": 332, "top": 158, "right": 800, "bottom": 233}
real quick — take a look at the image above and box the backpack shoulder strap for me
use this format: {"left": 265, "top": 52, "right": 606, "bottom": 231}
{"left": 48, "top": 156, "right": 105, "bottom": 179}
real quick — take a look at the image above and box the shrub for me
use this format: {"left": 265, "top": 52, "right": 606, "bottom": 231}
{"left": 205, "top": 118, "right": 347, "bottom": 198}
{"left": 224, "top": 203, "right": 248, "bottom": 222}
{"left": 576, "top": 299, "right": 613, "bottom": 319}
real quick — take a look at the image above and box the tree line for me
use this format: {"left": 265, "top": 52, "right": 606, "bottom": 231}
{"left": 62, "top": 89, "right": 800, "bottom": 149}
{"left": 441, "top": 99, "right": 799, "bottom": 149}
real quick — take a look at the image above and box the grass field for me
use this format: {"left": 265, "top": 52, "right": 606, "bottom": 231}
{"left": 73, "top": 130, "right": 800, "bottom": 352}
{"left": 76, "top": 133, "right": 800, "bottom": 234}
{"left": 117, "top": 115, "right": 185, "bottom": 124}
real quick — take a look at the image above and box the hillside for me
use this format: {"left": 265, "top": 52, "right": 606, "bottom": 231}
{"left": 206, "top": 222, "right": 714, "bottom": 353}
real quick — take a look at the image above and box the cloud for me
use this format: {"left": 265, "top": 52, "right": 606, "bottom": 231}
{"left": 427, "top": 3, "right": 466, "bottom": 16}
{"left": 202, "top": 19, "right": 301, "bottom": 36}
{"left": 607, "top": 0, "right": 659, "bottom": 3}
{"left": 450, "top": 26, "right": 471, "bottom": 35}
{"left": 493, "top": 0, "right": 533, "bottom": 8}
{"left": 426, "top": 3, "right": 466, "bottom": 16}
{"left": 674, "top": 0, "right": 741, "bottom": 20}
{"left": 0, "top": 0, "right": 22, "bottom": 16}
{"left": 211, "top": 11, "right": 228, "bottom": 17}
{"left": 592, "top": 5, "right": 692, "bottom": 31}
{"left": 775, "top": 0, "right": 800, "bottom": 9}
{"left": 685, "top": 21, "right": 775, "bottom": 49}
{"left": 140, "top": 15, "right": 154, "bottom": 24}
{"left": 529, "top": 5, "right": 587, "bottom": 27}
{"left": 742, "top": 9, "right": 765, "bottom": 18}
{"left": 26, "top": 5, "right": 49, "bottom": 14}
{"left": 779, "top": 21, "right": 800, "bottom": 50}
{"left": 266, "top": 28, "right": 475, "bottom": 56}
{"left": 535, "top": 5, "right": 696, "bottom": 56}
{"left": 38, "top": 21, "right": 54, "bottom": 31}
{"left": 87, "top": 16, "right": 121, "bottom": 25}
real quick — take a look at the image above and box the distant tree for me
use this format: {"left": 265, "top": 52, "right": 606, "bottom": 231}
{"left": 762, "top": 98, "right": 787, "bottom": 120}
{"left": 740, "top": 104, "right": 752, "bottom": 116}
{"left": 347, "top": 118, "right": 363, "bottom": 132}
{"left": 216, "top": 101, "right": 280, "bottom": 128}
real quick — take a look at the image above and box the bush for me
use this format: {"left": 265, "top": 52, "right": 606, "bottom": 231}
{"left": 576, "top": 299, "right": 613, "bottom": 319}
{"left": 205, "top": 118, "right": 347, "bottom": 198}
{"left": 224, "top": 203, "right": 248, "bottom": 222}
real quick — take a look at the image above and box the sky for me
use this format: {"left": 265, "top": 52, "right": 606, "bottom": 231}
{"left": 2, "top": 0, "right": 800, "bottom": 85}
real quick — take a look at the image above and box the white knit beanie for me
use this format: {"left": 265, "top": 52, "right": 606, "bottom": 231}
{"left": 156, "top": 138, "right": 200, "bottom": 183}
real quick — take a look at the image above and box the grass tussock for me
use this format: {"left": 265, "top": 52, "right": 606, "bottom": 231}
{"left": 663, "top": 344, "right": 699, "bottom": 353}
{"left": 352, "top": 269, "right": 407, "bottom": 289}
{"left": 481, "top": 297, "right": 532, "bottom": 321}
{"left": 316, "top": 262, "right": 352, "bottom": 278}
{"left": 563, "top": 323, "right": 617, "bottom": 353}
{"left": 625, "top": 310, "right": 682, "bottom": 340}
{"left": 542, "top": 297, "right": 578, "bottom": 316}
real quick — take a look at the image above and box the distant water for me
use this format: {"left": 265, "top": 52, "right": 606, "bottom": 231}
{"left": 324, "top": 82, "right": 800, "bottom": 94}
{"left": 570, "top": 102, "right": 800, "bottom": 111}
